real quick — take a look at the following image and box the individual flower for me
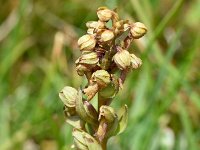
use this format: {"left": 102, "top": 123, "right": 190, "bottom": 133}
{"left": 97, "top": 7, "right": 113, "bottom": 22}
{"left": 59, "top": 86, "right": 78, "bottom": 107}
{"left": 130, "top": 54, "right": 142, "bottom": 69}
{"left": 100, "top": 30, "right": 114, "bottom": 42}
{"left": 91, "top": 70, "right": 111, "bottom": 88}
{"left": 76, "top": 51, "right": 99, "bottom": 66}
{"left": 78, "top": 34, "right": 96, "bottom": 51}
{"left": 113, "top": 49, "right": 131, "bottom": 70}
{"left": 130, "top": 22, "right": 147, "bottom": 39}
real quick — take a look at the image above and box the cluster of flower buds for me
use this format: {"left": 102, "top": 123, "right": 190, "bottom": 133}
{"left": 59, "top": 6, "right": 147, "bottom": 150}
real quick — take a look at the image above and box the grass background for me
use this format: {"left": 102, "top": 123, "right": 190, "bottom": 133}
{"left": 0, "top": 0, "right": 200, "bottom": 149}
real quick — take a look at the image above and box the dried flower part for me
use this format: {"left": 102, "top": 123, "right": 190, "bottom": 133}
{"left": 130, "top": 54, "right": 142, "bottom": 69}
{"left": 130, "top": 22, "right": 147, "bottom": 39}
{"left": 113, "top": 20, "right": 129, "bottom": 35}
{"left": 59, "top": 86, "right": 78, "bottom": 107}
{"left": 78, "top": 34, "right": 96, "bottom": 51}
{"left": 113, "top": 49, "right": 131, "bottom": 70}
{"left": 97, "top": 7, "right": 113, "bottom": 22}
{"left": 100, "top": 30, "right": 114, "bottom": 42}
{"left": 83, "top": 83, "right": 99, "bottom": 100}
{"left": 123, "top": 23, "right": 130, "bottom": 32}
{"left": 92, "top": 70, "right": 111, "bottom": 88}
{"left": 76, "top": 52, "right": 99, "bottom": 65}
{"left": 87, "top": 28, "right": 95, "bottom": 35}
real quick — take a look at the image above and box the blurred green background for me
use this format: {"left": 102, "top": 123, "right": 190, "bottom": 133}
{"left": 0, "top": 0, "right": 200, "bottom": 150}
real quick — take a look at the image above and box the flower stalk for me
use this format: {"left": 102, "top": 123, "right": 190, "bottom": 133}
{"left": 59, "top": 6, "right": 147, "bottom": 150}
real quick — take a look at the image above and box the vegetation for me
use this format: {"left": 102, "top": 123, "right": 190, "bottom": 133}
{"left": 0, "top": 0, "right": 199, "bottom": 150}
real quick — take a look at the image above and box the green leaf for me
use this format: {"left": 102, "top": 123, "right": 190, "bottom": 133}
{"left": 72, "top": 128, "right": 102, "bottom": 150}
{"left": 73, "top": 138, "right": 88, "bottom": 150}
{"left": 65, "top": 115, "right": 85, "bottom": 129}
{"left": 84, "top": 132, "right": 102, "bottom": 150}
{"left": 115, "top": 105, "right": 128, "bottom": 135}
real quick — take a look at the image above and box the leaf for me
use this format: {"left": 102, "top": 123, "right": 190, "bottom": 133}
{"left": 65, "top": 115, "right": 85, "bottom": 129}
{"left": 72, "top": 128, "right": 102, "bottom": 150}
{"left": 83, "top": 132, "right": 102, "bottom": 150}
{"left": 115, "top": 105, "right": 128, "bottom": 135}
{"left": 73, "top": 138, "right": 88, "bottom": 150}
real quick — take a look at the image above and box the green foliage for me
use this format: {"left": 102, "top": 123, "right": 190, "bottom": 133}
{"left": 0, "top": 0, "right": 199, "bottom": 149}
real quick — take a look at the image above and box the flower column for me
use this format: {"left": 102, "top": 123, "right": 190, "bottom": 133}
{"left": 59, "top": 6, "right": 147, "bottom": 150}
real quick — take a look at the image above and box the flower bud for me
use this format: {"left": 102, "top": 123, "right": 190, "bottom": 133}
{"left": 113, "top": 49, "right": 131, "bottom": 70}
{"left": 99, "top": 75, "right": 119, "bottom": 98}
{"left": 59, "top": 86, "right": 78, "bottom": 107}
{"left": 99, "top": 105, "right": 117, "bottom": 123}
{"left": 97, "top": 7, "right": 113, "bottom": 22}
{"left": 78, "top": 34, "right": 96, "bottom": 51}
{"left": 86, "top": 21, "right": 105, "bottom": 29}
{"left": 76, "top": 52, "right": 99, "bottom": 66}
{"left": 75, "top": 64, "right": 89, "bottom": 76}
{"left": 130, "top": 54, "right": 142, "bottom": 69}
{"left": 92, "top": 70, "right": 111, "bottom": 88}
{"left": 101, "top": 30, "right": 114, "bottom": 42}
{"left": 130, "top": 22, "right": 147, "bottom": 39}
{"left": 97, "top": 106, "right": 119, "bottom": 139}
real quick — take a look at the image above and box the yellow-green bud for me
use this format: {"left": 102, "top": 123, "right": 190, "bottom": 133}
{"left": 59, "top": 86, "right": 78, "bottom": 107}
{"left": 92, "top": 70, "right": 111, "bottom": 88}
{"left": 130, "top": 22, "right": 147, "bottom": 39}
{"left": 97, "top": 7, "right": 113, "bottom": 22}
{"left": 76, "top": 52, "right": 99, "bottom": 65}
{"left": 86, "top": 21, "right": 105, "bottom": 29}
{"left": 78, "top": 34, "right": 96, "bottom": 51}
{"left": 130, "top": 54, "right": 142, "bottom": 69}
{"left": 99, "top": 105, "right": 117, "bottom": 123}
{"left": 101, "top": 30, "right": 114, "bottom": 42}
{"left": 113, "top": 50, "right": 131, "bottom": 70}
{"left": 76, "top": 64, "right": 89, "bottom": 76}
{"left": 99, "top": 75, "right": 119, "bottom": 98}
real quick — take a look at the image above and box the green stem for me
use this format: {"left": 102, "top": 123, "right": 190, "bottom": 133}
{"left": 101, "top": 138, "right": 108, "bottom": 150}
